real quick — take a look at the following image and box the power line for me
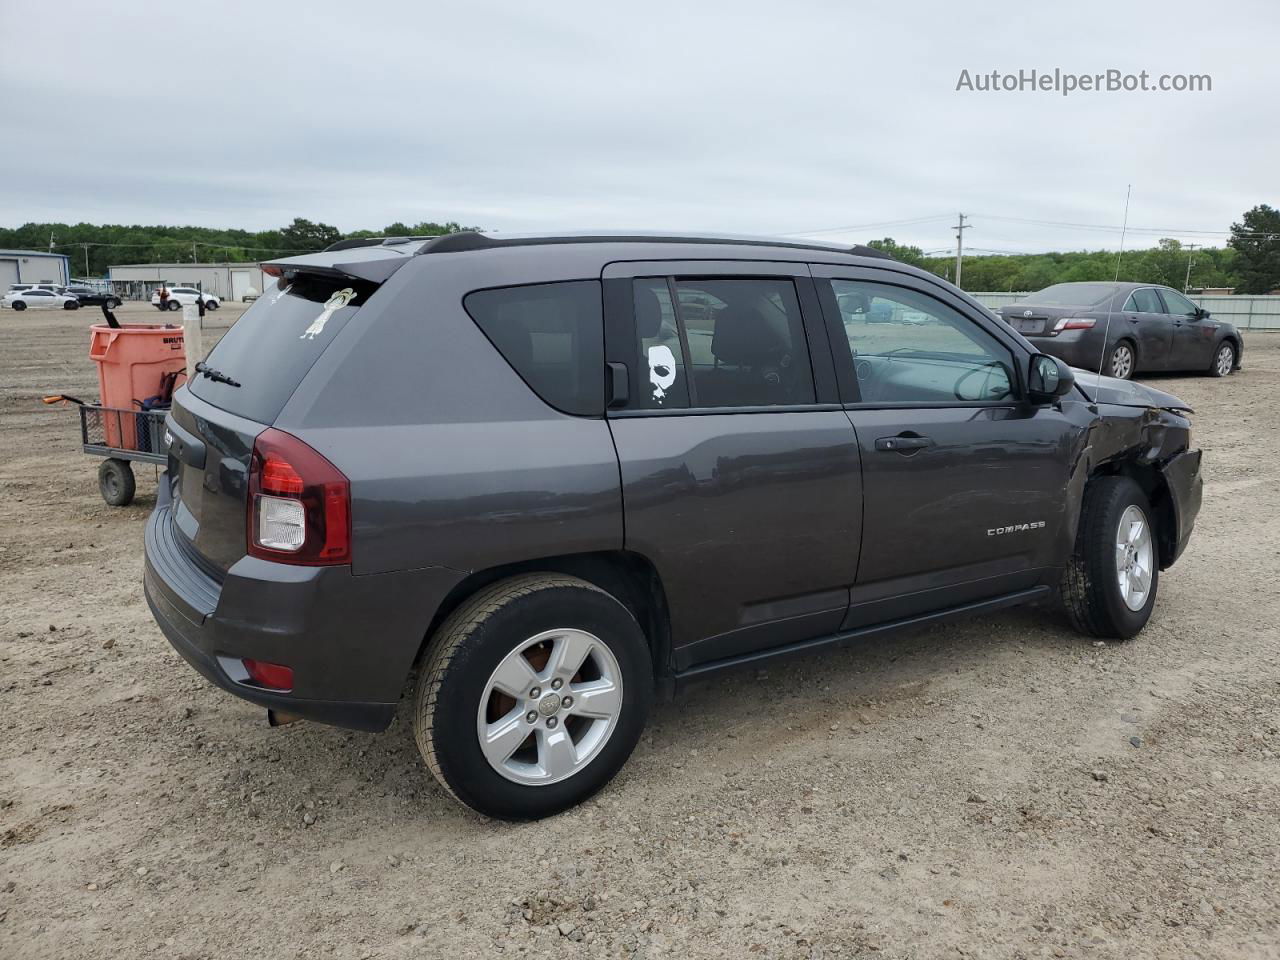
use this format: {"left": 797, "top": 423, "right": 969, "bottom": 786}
{"left": 780, "top": 214, "right": 954, "bottom": 237}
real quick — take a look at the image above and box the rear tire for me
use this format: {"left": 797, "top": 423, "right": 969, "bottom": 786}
{"left": 1107, "top": 340, "right": 1135, "bottom": 380}
{"left": 414, "top": 573, "right": 652, "bottom": 820}
{"left": 106, "top": 297, "right": 120, "bottom": 309}
{"left": 1060, "top": 476, "right": 1158, "bottom": 639}
{"left": 1209, "top": 341, "right": 1235, "bottom": 378}
{"left": 98, "top": 458, "right": 136, "bottom": 507}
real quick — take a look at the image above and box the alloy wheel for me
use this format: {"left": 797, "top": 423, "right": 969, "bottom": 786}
{"left": 1215, "top": 344, "right": 1233, "bottom": 377}
{"left": 476, "top": 628, "right": 623, "bottom": 786}
{"left": 1115, "top": 504, "right": 1153, "bottom": 612}
{"left": 1110, "top": 343, "right": 1133, "bottom": 380}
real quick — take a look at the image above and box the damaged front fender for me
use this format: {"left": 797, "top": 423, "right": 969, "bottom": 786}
{"left": 1082, "top": 402, "right": 1203, "bottom": 570}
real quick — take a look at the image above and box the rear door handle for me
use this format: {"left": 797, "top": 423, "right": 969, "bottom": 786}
{"left": 875, "top": 434, "right": 933, "bottom": 453}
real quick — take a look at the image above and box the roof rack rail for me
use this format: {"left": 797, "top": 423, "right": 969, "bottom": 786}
{"left": 416, "top": 231, "right": 896, "bottom": 261}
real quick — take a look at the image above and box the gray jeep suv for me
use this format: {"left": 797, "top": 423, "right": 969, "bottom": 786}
{"left": 144, "top": 232, "right": 1203, "bottom": 819}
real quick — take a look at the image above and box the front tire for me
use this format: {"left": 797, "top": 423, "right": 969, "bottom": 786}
{"left": 12, "top": 301, "right": 26, "bottom": 311}
{"left": 167, "top": 300, "right": 182, "bottom": 311}
{"left": 1209, "top": 341, "right": 1235, "bottom": 378}
{"left": 1060, "top": 476, "right": 1158, "bottom": 639}
{"left": 414, "top": 573, "right": 652, "bottom": 820}
{"left": 1107, "top": 340, "right": 1135, "bottom": 380}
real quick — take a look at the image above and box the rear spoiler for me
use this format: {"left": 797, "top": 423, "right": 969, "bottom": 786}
{"left": 261, "top": 241, "right": 421, "bottom": 285}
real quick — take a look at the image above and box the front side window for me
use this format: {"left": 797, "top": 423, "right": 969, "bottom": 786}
{"left": 829, "top": 280, "right": 1014, "bottom": 404}
{"left": 1159, "top": 288, "right": 1198, "bottom": 316}
{"left": 464, "top": 280, "right": 604, "bottom": 417}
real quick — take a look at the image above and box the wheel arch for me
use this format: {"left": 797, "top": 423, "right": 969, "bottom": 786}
{"left": 415, "top": 550, "right": 674, "bottom": 688}
{"left": 1219, "top": 333, "right": 1241, "bottom": 361}
{"left": 1087, "top": 459, "right": 1178, "bottom": 570}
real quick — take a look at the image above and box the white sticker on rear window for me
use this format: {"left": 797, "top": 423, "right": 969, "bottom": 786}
{"left": 300, "top": 287, "right": 357, "bottom": 341}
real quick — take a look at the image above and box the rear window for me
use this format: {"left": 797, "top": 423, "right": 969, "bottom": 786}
{"left": 189, "top": 274, "right": 376, "bottom": 423}
{"left": 1028, "top": 283, "right": 1116, "bottom": 306}
{"left": 463, "top": 281, "right": 604, "bottom": 416}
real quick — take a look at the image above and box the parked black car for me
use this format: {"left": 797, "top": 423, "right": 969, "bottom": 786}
{"left": 995, "top": 281, "right": 1243, "bottom": 380}
{"left": 144, "top": 233, "right": 1203, "bottom": 819}
{"left": 65, "top": 285, "right": 123, "bottom": 309}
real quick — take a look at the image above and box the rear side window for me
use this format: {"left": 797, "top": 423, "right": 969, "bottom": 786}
{"left": 464, "top": 281, "right": 604, "bottom": 416}
{"left": 1126, "top": 288, "right": 1163, "bottom": 313}
{"left": 189, "top": 274, "right": 376, "bottom": 423}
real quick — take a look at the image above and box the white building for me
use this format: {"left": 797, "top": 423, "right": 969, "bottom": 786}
{"left": 108, "top": 262, "right": 272, "bottom": 301}
{"left": 0, "top": 249, "right": 71, "bottom": 287}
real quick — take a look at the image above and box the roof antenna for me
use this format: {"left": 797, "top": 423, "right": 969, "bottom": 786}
{"left": 1094, "top": 184, "right": 1132, "bottom": 401}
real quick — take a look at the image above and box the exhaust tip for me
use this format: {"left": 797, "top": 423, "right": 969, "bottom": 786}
{"left": 267, "top": 709, "right": 302, "bottom": 727}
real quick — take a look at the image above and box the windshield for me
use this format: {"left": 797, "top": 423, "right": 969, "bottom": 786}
{"left": 188, "top": 273, "right": 377, "bottom": 423}
{"left": 1025, "top": 283, "right": 1117, "bottom": 307}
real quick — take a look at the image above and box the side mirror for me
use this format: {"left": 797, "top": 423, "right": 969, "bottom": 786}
{"left": 1028, "top": 353, "right": 1074, "bottom": 404}
{"left": 1195, "top": 307, "right": 1210, "bottom": 319}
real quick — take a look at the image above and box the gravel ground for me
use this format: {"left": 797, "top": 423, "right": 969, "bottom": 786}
{"left": 1, "top": 305, "right": 1278, "bottom": 960}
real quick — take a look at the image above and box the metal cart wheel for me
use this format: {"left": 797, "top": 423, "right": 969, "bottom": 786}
{"left": 98, "top": 458, "right": 136, "bottom": 507}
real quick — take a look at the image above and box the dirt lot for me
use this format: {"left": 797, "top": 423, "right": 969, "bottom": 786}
{"left": 2, "top": 304, "right": 1278, "bottom": 960}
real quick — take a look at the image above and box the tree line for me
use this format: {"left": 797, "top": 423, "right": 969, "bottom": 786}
{"left": 869, "top": 205, "right": 1280, "bottom": 294}
{"left": 0, "top": 218, "right": 474, "bottom": 279}
{"left": 4, "top": 205, "right": 1278, "bottom": 293}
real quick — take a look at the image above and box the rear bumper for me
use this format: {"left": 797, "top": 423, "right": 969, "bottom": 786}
{"left": 143, "top": 477, "right": 465, "bottom": 731}
{"left": 1022, "top": 331, "right": 1104, "bottom": 370}
{"left": 1158, "top": 448, "right": 1203, "bottom": 568}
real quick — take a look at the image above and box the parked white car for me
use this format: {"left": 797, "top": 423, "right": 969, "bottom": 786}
{"left": 4, "top": 289, "right": 80, "bottom": 310}
{"left": 151, "top": 286, "right": 221, "bottom": 311}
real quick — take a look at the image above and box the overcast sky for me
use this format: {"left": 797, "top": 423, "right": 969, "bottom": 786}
{"left": 2, "top": 0, "right": 1276, "bottom": 253}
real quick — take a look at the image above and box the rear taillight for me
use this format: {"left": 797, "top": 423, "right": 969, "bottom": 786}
{"left": 1053, "top": 317, "right": 1097, "bottom": 331}
{"left": 247, "top": 428, "right": 350, "bottom": 565}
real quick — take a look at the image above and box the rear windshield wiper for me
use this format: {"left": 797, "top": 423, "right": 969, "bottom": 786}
{"left": 194, "top": 361, "right": 241, "bottom": 388}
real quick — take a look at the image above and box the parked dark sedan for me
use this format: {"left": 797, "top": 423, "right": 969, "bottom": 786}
{"left": 65, "top": 285, "right": 123, "bottom": 309}
{"left": 995, "top": 282, "right": 1243, "bottom": 380}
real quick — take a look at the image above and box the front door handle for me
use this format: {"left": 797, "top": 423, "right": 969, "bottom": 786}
{"left": 875, "top": 434, "right": 933, "bottom": 453}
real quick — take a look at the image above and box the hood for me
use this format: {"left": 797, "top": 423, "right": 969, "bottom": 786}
{"left": 1071, "top": 369, "right": 1194, "bottom": 413}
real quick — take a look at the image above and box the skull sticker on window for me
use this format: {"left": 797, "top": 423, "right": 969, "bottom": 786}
{"left": 648, "top": 344, "right": 677, "bottom": 403}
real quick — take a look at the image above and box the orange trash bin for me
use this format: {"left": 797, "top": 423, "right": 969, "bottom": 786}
{"left": 88, "top": 323, "right": 187, "bottom": 448}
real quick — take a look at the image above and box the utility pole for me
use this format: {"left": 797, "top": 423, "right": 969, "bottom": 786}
{"left": 1183, "top": 243, "right": 1200, "bottom": 293}
{"left": 48, "top": 230, "right": 55, "bottom": 252}
{"left": 192, "top": 240, "right": 198, "bottom": 264}
{"left": 82, "top": 243, "right": 91, "bottom": 277}
{"left": 953, "top": 213, "right": 968, "bottom": 288}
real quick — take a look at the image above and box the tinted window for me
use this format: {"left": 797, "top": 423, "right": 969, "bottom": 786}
{"left": 1028, "top": 283, "right": 1117, "bottom": 306}
{"left": 670, "top": 278, "right": 814, "bottom": 407}
{"left": 633, "top": 279, "right": 690, "bottom": 409}
{"left": 830, "top": 280, "right": 1014, "bottom": 404}
{"left": 189, "top": 274, "right": 376, "bottom": 423}
{"left": 1159, "top": 289, "right": 1198, "bottom": 316}
{"left": 1126, "top": 288, "right": 1163, "bottom": 313}
{"left": 464, "top": 281, "right": 604, "bottom": 417}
